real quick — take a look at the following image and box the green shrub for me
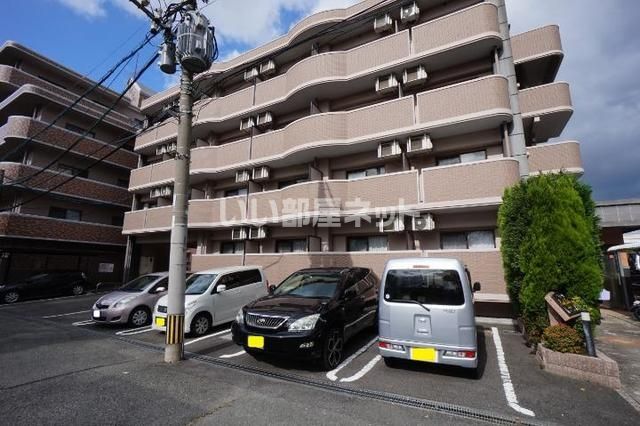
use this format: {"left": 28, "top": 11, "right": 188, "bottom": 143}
{"left": 542, "top": 324, "right": 585, "bottom": 354}
{"left": 499, "top": 174, "right": 604, "bottom": 343}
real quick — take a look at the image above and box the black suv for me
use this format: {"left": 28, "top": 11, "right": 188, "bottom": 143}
{"left": 231, "top": 267, "right": 379, "bottom": 370}
{"left": 0, "top": 271, "right": 90, "bottom": 304}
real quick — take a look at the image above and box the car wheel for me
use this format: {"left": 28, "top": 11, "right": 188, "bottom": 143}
{"left": 320, "top": 328, "right": 344, "bottom": 370}
{"left": 71, "top": 284, "right": 85, "bottom": 296}
{"left": 191, "top": 314, "right": 210, "bottom": 336}
{"left": 129, "top": 307, "right": 150, "bottom": 327}
{"left": 383, "top": 356, "right": 399, "bottom": 368}
{"left": 3, "top": 291, "right": 19, "bottom": 304}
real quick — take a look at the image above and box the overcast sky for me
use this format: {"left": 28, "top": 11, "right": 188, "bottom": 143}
{"left": 4, "top": 0, "right": 639, "bottom": 201}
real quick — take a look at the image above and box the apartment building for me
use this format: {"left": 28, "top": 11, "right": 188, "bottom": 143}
{"left": 0, "top": 41, "right": 149, "bottom": 284}
{"left": 123, "top": 0, "right": 582, "bottom": 303}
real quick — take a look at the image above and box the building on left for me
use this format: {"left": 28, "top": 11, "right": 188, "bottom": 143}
{"left": 0, "top": 41, "right": 151, "bottom": 284}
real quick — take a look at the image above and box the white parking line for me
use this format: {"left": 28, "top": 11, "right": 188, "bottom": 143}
{"left": 326, "top": 337, "right": 378, "bottom": 382}
{"left": 184, "top": 328, "right": 231, "bottom": 346}
{"left": 339, "top": 355, "right": 382, "bottom": 383}
{"left": 42, "top": 310, "right": 91, "bottom": 319}
{"left": 72, "top": 320, "right": 95, "bottom": 326}
{"left": 0, "top": 294, "right": 92, "bottom": 308}
{"left": 491, "top": 327, "right": 535, "bottom": 417}
{"left": 219, "top": 350, "right": 246, "bottom": 359}
{"left": 116, "top": 326, "right": 153, "bottom": 336}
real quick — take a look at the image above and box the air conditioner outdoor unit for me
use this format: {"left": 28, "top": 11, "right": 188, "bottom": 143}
{"left": 235, "top": 170, "right": 251, "bottom": 183}
{"left": 249, "top": 226, "right": 267, "bottom": 240}
{"left": 256, "top": 111, "right": 273, "bottom": 128}
{"left": 412, "top": 213, "right": 436, "bottom": 231}
{"left": 259, "top": 60, "right": 276, "bottom": 76}
{"left": 400, "top": 2, "right": 420, "bottom": 23}
{"left": 375, "top": 74, "right": 399, "bottom": 94}
{"left": 150, "top": 186, "right": 172, "bottom": 199}
{"left": 378, "top": 140, "right": 401, "bottom": 158}
{"left": 406, "top": 134, "right": 433, "bottom": 153}
{"left": 403, "top": 65, "right": 428, "bottom": 87}
{"left": 240, "top": 116, "right": 255, "bottom": 132}
{"left": 374, "top": 14, "right": 394, "bottom": 33}
{"left": 378, "top": 216, "right": 405, "bottom": 233}
{"left": 252, "top": 166, "right": 270, "bottom": 181}
{"left": 244, "top": 67, "right": 259, "bottom": 81}
{"left": 231, "top": 227, "right": 248, "bottom": 240}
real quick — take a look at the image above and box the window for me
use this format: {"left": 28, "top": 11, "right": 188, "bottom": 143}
{"left": 384, "top": 269, "right": 465, "bottom": 306}
{"left": 49, "top": 207, "right": 82, "bottom": 222}
{"left": 185, "top": 274, "right": 218, "bottom": 295}
{"left": 65, "top": 123, "right": 96, "bottom": 139}
{"left": 441, "top": 230, "right": 495, "bottom": 249}
{"left": 347, "top": 236, "right": 388, "bottom": 252}
{"left": 278, "top": 177, "right": 308, "bottom": 189}
{"left": 273, "top": 271, "right": 341, "bottom": 298}
{"left": 116, "top": 178, "right": 129, "bottom": 188}
{"left": 58, "top": 164, "right": 88, "bottom": 178}
{"left": 346, "top": 166, "right": 385, "bottom": 180}
{"left": 111, "top": 216, "right": 124, "bottom": 227}
{"left": 237, "top": 269, "right": 262, "bottom": 287}
{"left": 276, "top": 239, "right": 307, "bottom": 253}
{"left": 437, "top": 150, "right": 486, "bottom": 166}
{"left": 224, "top": 188, "right": 248, "bottom": 197}
{"left": 220, "top": 241, "right": 244, "bottom": 254}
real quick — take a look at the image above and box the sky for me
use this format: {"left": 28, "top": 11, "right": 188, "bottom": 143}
{"left": 1, "top": 0, "right": 639, "bottom": 201}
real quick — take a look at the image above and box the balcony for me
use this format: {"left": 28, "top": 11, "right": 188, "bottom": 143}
{"left": 128, "top": 160, "right": 174, "bottom": 191}
{"left": 527, "top": 141, "right": 583, "bottom": 175}
{"left": 0, "top": 116, "right": 137, "bottom": 169}
{"left": 0, "top": 65, "right": 136, "bottom": 131}
{"left": 0, "top": 213, "right": 125, "bottom": 245}
{"left": 512, "top": 25, "right": 564, "bottom": 88}
{"left": 422, "top": 158, "right": 520, "bottom": 206}
{"left": 416, "top": 75, "right": 512, "bottom": 137}
{"left": 0, "top": 162, "right": 130, "bottom": 207}
{"left": 519, "top": 82, "right": 573, "bottom": 142}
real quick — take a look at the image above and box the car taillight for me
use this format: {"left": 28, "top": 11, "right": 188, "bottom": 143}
{"left": 378, "top": 341, "right": 405, "bottom": 351}
{"left": 443, "top": 350, "right": 476, "bottom": 358}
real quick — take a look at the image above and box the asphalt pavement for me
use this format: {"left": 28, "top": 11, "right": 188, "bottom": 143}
{"left": 0, "top": 294, "right": 638, "bottom": 425}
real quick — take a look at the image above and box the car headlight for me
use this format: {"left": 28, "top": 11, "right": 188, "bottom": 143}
{"left": 186, "top": 300, "right": 197, "bottom": 312}
{"left": 113, "top": 296, "right": 135, "bottom": 308}
{"left": 235, "top": 308, "right": 244, "bottom": 325}
{"left": 288, "top": 314, "right": 320, "bottom": 332}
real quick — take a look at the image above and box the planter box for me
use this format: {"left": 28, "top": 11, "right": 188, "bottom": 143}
{"left": 536, "top": 344, "right": 621, "bottom": 389}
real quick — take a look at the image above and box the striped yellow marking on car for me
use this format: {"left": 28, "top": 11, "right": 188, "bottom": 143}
{"left": 165, "top": 314, "right": 184, "bottom": 345}
{"left": 247, "top": 335, "right": 264, "bottom": 349}
{"left": 410, "top": 347, "right": 437, "bottom": 363}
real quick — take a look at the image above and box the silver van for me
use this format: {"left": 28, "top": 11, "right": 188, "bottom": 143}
{"left": 378, "top": 258, "right": 480, "bottom": 370}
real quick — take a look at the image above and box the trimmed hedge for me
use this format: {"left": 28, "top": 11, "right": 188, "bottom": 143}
{"left": 499, "top": 174, "right": 603, "bottom": 343}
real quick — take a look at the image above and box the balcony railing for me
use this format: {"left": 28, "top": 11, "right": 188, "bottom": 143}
{"left": 527, "top": 141, "right": 583, "bottom": 174}
{"left": 519, "top": 82, "right": 573, "bottom": 141}
{"left": 512, "top": 25, "right": 563, "bottom": 65}
{"left": 0, "top": 213, "right": 125, "bottom": 245}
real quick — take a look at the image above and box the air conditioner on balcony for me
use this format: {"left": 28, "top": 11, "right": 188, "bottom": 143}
{"left": 244, "top": 67, "right": 259, "bottom": 81}
{"left": 378, "top": 140, "right": 401, "bottom": 158}
{"left": 402, "top": 65, "right": 428, "bottom": 87}
{"left": 249, "top": 226, "right": 267, "bottom": 240}
{"left": 412, "top": 213, "right": 436, "bottom": 231}
{"left": 256, "top": 111, "right": 273, "bottom": 128}
{"left": 231, "top": 227, "right": 248, "bottom": 240}
{"left": 155, "top": 141, "right": 177, "bottom": 156}
{"left": 406, "top": 134, "right": 432, "bottom": 153}
{"left": 375, "top": 74, "right": 399, "bottom": 94}
{"left": 235, "top": 170, "right": 251, "bottom": 183}
{"left": 252, "top": 166, "right": 270, "bottom": 181}
{"left": 149, "top": 186, "right": 172, "bottom": 199}
{"left": 374, "top": 13, "right": 394, "bottom": 33}
{"left": 259, "top": 60, "right": 276, "bottom": 76}
{"left": 240, "top": 117, "right": 255, "bottom": 132}
{"left": 378, "top": 216, "right": 405, "bottom": 233}
{"left": 400, "top": 2, "right": 420, "bottom": 23}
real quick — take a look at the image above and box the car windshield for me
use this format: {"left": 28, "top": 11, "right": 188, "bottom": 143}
{"left": 185, "top": 274, "right": 217, "bottom": 295}
{"left": 273, "top": 272, "right": 341, "bottom": 298}
{"left": 121, "top": 275, "right": 161, "bottom": 292}
{"left": 384, "top": 269, "right": 465, "bottom": 306}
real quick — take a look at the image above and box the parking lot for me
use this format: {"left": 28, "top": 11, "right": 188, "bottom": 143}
{"left": 1, "top": 292, "right": 639, "bottom": 425}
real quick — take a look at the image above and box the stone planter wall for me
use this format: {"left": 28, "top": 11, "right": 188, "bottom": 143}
{"left": 536, "top": 344, "right": 621, "bottom": 389}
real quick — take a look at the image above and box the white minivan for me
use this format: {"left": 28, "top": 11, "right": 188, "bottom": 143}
{"left": 153, "top": 266, "right": 267, "bottom": 336}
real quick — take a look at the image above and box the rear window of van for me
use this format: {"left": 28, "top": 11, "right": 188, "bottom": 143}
{"left": 384, "top": 269, "right": 464, "bottom": 306}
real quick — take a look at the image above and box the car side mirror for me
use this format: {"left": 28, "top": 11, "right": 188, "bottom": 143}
{"left": 216, "top": 284, "right": 227, "bottom": 293}
{"left": 154, "top": 287, "right": 166, "bottom": 294}
{"left": 268, "top": 284, "right": 276, "bottom": 294}
{"left": 473, "top": 282, "right": 481, "bottom": 292}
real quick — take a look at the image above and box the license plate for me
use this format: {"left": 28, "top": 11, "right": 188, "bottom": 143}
{"left": 247, "top": 335, "right": 264, "bottom": 349}
{"left": 155, "top": 317, "right": 166, "bottom": 327}
{"left": 93, "top": 310, "right": 101, "bottom": 318}
{"left": 410, "top": 347, "right": 437, "bottom": 363}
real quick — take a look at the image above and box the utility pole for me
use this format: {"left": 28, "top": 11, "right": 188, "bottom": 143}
{"left": 129, "top": 0, "right": 215, "bottom": 363}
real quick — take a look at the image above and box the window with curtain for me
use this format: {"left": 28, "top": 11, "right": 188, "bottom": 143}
{"left": 276, "top": 239, "right": 307, "bottom": 253}
{"left": 221, "top": 241, "right": 244, "bottom": 254}
{"left": 437, "top": 150, "right": 486, "bottom": 166}
{"left": 441, "top": 230, "right": 495, "bottom": 249}
{"left": 346, "top": 166, "right": 385, "bottom": 180}
{"left": 347, "top": 236, "right": 389, "bottom": 252}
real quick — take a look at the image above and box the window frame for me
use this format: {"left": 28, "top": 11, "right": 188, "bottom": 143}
{"left": 346, "top": 165, "right": 386, "bottom": 180}
{"left": 220, "top": 241, "right": 244, "bottom": 254}
{"left": 49, "top": 206, "right": 82, "bottom": 222}
{"left": 440, "top": 230, "right": 496, "bottom": 250}
{"left": 347, "top": 235, "right": 389, "bottom": 252}
{"left": 437, "top": 150, "right": 487, "bottom": 167}
{"left": 275, "top": 239, "right": 308, "bottom": 253}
